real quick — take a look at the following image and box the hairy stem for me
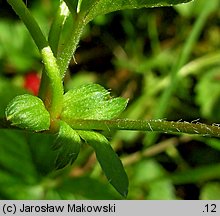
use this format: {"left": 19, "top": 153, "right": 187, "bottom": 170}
{"left": 48, "top": 0, "right": 70, "bottom": 56}
{"left": 57, "top": 17, "right": 86, "bottom": 77}
{"left": 63, "top": 119, "right": 220, "bottom": 138}
{"left": 41, "top": 47, "right": 64, "bottom": 120}
{"left": 7, "top": 0, "right": 64, "bottom": 120}
{"left": 2, "top": 117, "right": 220, "bottom": 138}
{"left": 39, "top": 0, "right": 69, "bottom": 106}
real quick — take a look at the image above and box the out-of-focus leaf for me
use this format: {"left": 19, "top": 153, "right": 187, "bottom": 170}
{"left": 5, "top": 94, "right": 50, "bottom": 131}
{"left": 127, "top": 159, "right": 175, "bottom": 199}
{"left": 175, "top": 0, "right": 219, "bottom": 17}
{"left": 195, "top": 69, "right": 220, "bottom": 121}
{"left": 131, "top": 159, "right": 165, "bottom": 184}
{"left": 171, "top": 164, "right": 220, "bottom": 185}
{"left": 0, "top": 130, "right": 38, "bottom": 181}
{"left": 204, "top": 138, "right": 220, "bottom": 152}
{"left": 200, "top": 182, "right": 220, "bottom": 200}
{"left": 61, "top": 84, "right": 128, "bottom": 120}
{"left": 57, "top": 176, "right": 122, "bottom": 199}
{"left": 65, "top": 72, "right": 97, "bottom": 90}
{"left": 78, "top": 130, "right": 128, "bottom": 197}
{"left": 147, "top": 179, "right": 176, "bottom": 200}
{"left": 54, "top": 121, "right": 81, "bottom": 169}
{"left": 1, "top": 184, "right": 45, "bottom": 200}
{"left": 0, "top": 78, "right": 27, "bottom": 117}
{"left": 0, "top": 130, "right": 59, "bottom": 199}
{"left": 0, "top": 21, "right": 39, "bottom": 72}
{"left": 0, "top": 130, "right": 40, "bottom": 198}
{"left": 27, "top": 133, "right": 57, "bottom": 175}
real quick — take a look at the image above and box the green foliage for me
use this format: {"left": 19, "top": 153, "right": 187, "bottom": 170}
{"left": 0, "top": 78, "right": 27, "bottom": 117}
{"left": 0, "top": 20, "right": 39, "bottom": 72}
{"left": 57, "top": 177, "right": 122, "bottom": 199}
{"left": 5, "top": 94, "right": 50, "bottom": 131}
{"left": 78, "top": 130, "right": 129, "bottom": 197}
{"left": 175, "top": 0, "right": 219, "bottom": 17}
{"left": 1, "top": 0, "right": 220, "bottom": 200}
{"left": 0, "top": 130, "right": 40, "bottom": 199}
{"left": 200, "top": 182, "right": 220, "bottom": 200}
{"left": 195, "top": 69, "right": 220, "bottom": 121}
{"left": 66, "top": 0, "right": 192, "bottom": 23}
{"left": 53, "top": 121, "right": 81, "bottom": 169}
{"left": 61, "top": 84, "right": 128, "bottom": 120}
{"left": 128, "top": 159, "right": 175, "bottom": 199}
{"left": 57, "top": 83, "right": 129, "bottom": 195}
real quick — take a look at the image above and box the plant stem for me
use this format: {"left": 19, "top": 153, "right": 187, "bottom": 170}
{"left": 41, "top": 47, "right": 64, "bottom": 120}
{"left": 154, "top": 2, "right": 213, "bottom": 119}
{"left": 7, "top": 0, "right": 64, "bottom": 120}
{"left": 122, "top": 137, "right": 179, "bottom": 166}
{"left": 39, "top": 0, "right": 69, "bottom": 107}
{"left": 170, "top": 163, "right": 220, "bottom": 185}
{"left": 62, "top": 119, "right": 220, "bottom": 138}
{"left": 2, "top": 117, "right": 220, "bottom": 138}
{"left": 7, "top": 0, "right": 47, "bottom": 50}
{"left": 179, "top": 51, "right": 220, "bottom": 77}
{"left": 146, "top": 2, "right": 213, "bottom": 145}
{"left": 147, "top": 13, "right": 161, "bottom": 56}
{"left": 48, "top": 0, "right": 70, "bottom": 56}
{"left": 57, "top": 17, "right": 86, "bottom": 77}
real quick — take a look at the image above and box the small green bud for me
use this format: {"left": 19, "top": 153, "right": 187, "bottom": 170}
{"left": 5, "top": 94, "right": 50, "bottom": 131}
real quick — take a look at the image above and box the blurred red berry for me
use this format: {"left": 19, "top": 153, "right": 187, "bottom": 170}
{"left": 24, "top": 72, "right": 41, "bottom": 96}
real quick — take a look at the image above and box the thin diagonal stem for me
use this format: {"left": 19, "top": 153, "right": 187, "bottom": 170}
{"left": 7, "top": 0, "right": 64, "bottom": 120}
{"left": 147, "top": 2, "right": 213, "bottom": 145}
{"left": 7, "top": 0, "right": 47, "bottom": 50}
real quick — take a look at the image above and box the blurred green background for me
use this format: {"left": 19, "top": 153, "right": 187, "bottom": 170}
{"left": 0, "top": 0, "right": 220, "bottom": 199}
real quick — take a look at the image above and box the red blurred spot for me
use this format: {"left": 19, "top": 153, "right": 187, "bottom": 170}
{"left": 24, "top": 72, "right": 41, "bottom": 96}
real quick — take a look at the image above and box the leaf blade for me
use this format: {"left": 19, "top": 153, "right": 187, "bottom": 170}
{"left": 65, "top": 0, "right": 193, "bottom": 23}
{"left": 78, "top": 130, "right": 129, "bottom": 197}
{"left": 5, "top": 94, "right": 50, "bottom": 131}
{"left": 61, "top": 84, "right": 128, "bottom": 120}
{"left": 54, "top": 121, "right": 81, "bottom": 169}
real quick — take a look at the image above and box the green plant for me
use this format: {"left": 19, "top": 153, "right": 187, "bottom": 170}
{"left": 1, "top": 0, "right": 220, "bottom": 198}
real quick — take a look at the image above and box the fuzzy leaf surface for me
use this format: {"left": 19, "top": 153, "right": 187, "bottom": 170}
{"left": 5, "top": 94, "right": 50, "bottom": 131}
{"left": 78, "top": 130, "right": 129, "bottom": 197}
{"left": 61, "top": 84, "right": 128, "bottom": 120}
{"left": 54, "top": 121, "right": 81, "bottom": 169}
{"left": 65, "top": 0, "right": 193, "bottom": 23}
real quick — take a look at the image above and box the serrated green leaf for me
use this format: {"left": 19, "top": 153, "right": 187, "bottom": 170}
{"left": 78, "top": 130, "right": 128, "bottom": 197}
{"left": 65, "top": 0, "right": 193, "bottom": 23}
{"left": 0, "top": 130, "right": 38, "bottom": 183}
{"left": 5, "top": 94, "right": 50, "bottom": 131}
{"left": 0, "top": 130, "right": 42, "bottom": 199}
{"left": 61, "top": 84, "right": 128, "bottom": 120}
{"left": 54, "top": 121, "right": 81, "bottom": 169}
